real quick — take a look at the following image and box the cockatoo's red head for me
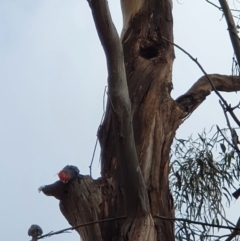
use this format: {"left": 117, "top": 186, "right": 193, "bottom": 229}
{"left": 58, "top": 171, "right": 69, "bottom": 183}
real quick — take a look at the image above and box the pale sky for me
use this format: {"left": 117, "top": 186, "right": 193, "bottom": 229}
{"left": 1, "top": 0, "right": 240, "bottom": 240}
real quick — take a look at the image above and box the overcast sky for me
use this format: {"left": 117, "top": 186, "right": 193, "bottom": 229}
{"left": 1, "top": 0, "right": 240, "bottom": 240}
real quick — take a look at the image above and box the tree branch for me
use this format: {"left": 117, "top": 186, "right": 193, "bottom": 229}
{"left": 219, "top": 100, "right": 240, "bottom": 158}
{"left": 162, "top": 37, "right": 240, "bottom": 117}
{"left": 162, "top": 37, "right": 229, "bottom": 101}
{"left": 206, "top": 0, "right": 240, "bottom": 12}
{"left": 219, "top": 0, "right": 240, "bottom": 66}
{"left": 89, "top": 0, "right": 149, "bottom": 218}
{"left": 36, "top": 216, "right": 127, "bottom": 240}
{"left": 176, "top": 74, "right": 240, "bottom": 115}
{"left": 32, "top": 214, "right": 240, "bottom": 240}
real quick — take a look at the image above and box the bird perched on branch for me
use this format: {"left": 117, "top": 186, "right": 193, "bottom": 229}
{"left": 58, "top": 165, "right": 80, "bottom": 183}
{"left": 28, "top": 224, "right": 43, "bottom": 241}
{"left": 38, "top": 165, "right": 80, "bottom": 200}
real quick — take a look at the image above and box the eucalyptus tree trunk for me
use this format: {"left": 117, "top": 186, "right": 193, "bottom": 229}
{"left": 62, "top": 1, "right": 179, "bottom": 240}
{"left": 40, "top": 0, "right": 240, "bottom": 240}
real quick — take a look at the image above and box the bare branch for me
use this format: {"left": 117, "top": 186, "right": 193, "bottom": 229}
{"left": 162, "top": 37, "right": 230, "bottom": 101}
{"left": 89, "top": 87, "right": 107, "bottom": 177}
{"left": 31, "top": 215, "right": 240, "bottom": 240}
{"left": 35, "top": 216, "right": 127, "bottom": 240}
{"left": 176, "top": 74, "right": 240, "bottom": 114}
{"left": 153, "top": 215, "right": 240, "bottom": 232}
{"left": 162, "top": 37, "right": 240, "bottom": 121}
{"left": 206, "top": 0, "right": 240, "bottom": 12}
{"left": 206, "top": 0, "right": 221, "bottom": 10}
{"left": 89, "top": 138, "right": 98, "bottom": 177}
{"left": 219, "top": 0, "right": 240, "bottom": 66}
{"left": 216, "top": 125, "right": 235, "bottom": 150}
{"left": 219, "top": 101, "right": 240, "bottom": 158}
{"left": 184, "top": 74, "right": 240, "bottom": 93}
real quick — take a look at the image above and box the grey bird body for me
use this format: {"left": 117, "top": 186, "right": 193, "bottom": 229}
{"left": 28, "top": 224, "right": 43, "bottom": 241}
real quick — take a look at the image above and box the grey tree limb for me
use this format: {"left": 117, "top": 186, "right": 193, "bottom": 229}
{"left": 219, "top": 0, "right": 240, "bottom": 67}
{"left": 88, "top": 0, "right": 149, "bottom": 220}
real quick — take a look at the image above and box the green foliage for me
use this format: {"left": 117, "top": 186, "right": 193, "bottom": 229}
{"left": 170, "top": 126, "right": 240, "bottom": 240}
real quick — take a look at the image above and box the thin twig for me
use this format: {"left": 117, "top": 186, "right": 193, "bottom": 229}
{"left": 206, "top": 0, "right": 240, "bottom": 12}
{"left": 30, "top": 215, "right": 240, "bottom": 240}
{"left": 219, "top": 100, "right": 240, "bottom": 157}
{"left": 162, "top": 37, "right": 226, "bottom": 103}
{"left": 36, "top": 216, "right": 127, "bottom": 240}
{"left": 216, "top": 125, "right": 236, "bottom": 149}
{"left": 107, "top": 92, "right": 117, "bottom": 114}
{"left": 89, "top": 138, "right": 98, "bottom": 177}
{"left": 229, "top": 100, "right": 240, "bottom": 110}
{"left": 153, "top": 215, "right": 240, "bottom": 232}
{"left": 206, "top": 0, "right": 221, "bottom": 10}
{"left": 103, "top": 86, "right": 107, "bottom": 112}
{"left": 219, "top": 0, "right": 240, "bottom": 66}
{"left": 89, "top": 86, "right": 107, "bottom": 176}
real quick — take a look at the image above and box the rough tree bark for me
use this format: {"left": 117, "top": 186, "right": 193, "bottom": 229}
{"left": 40, "top": 0, "right": 240, "bottom": 240}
